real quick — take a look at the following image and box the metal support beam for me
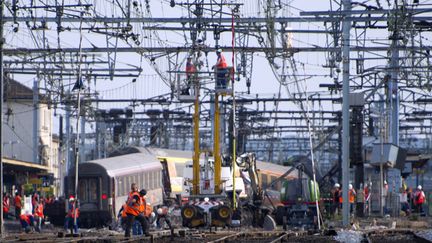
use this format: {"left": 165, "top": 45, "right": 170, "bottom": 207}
{"left": 342, "top": 0, "right": 351, "bottom": 227}
{"left": 214, "top": 93, "right": 221, "bottom": 194}
{"left": 5, "top": 45, "right": 432, "bottom": 55}
{"left": 192, "top": 83, "right": 200, "bottom": 195}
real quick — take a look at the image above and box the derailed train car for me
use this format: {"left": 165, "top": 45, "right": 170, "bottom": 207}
{"left": 63, "top": 152, "right": 165, "bottom": 228}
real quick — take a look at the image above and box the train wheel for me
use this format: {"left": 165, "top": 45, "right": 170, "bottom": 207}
{"left": 182, "top": 205, "right": 196, "bottom": 219}
{"left": 218, "top": 205, "right": 231, "bottom": 220}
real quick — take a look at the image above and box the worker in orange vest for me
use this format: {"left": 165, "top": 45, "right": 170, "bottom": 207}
{"left": 183, "top": 56, "right": 197, "bottom": 95}
{"left": 31, "top": 192, "right": 39, "bottom": 214}
{"left": 64, "top": 196, "right": 80, "bottom": 234}
{"left": 14, "top": 192, "right": 22, "bottom": 219}
{"left": 124, "top": 184, "right": 149, "bottom": 238}
{"left": 34, "top": 197, "right": 44, "bottom": 232}
{"left": 213, "top": 49, "right": 228, "bottom": 89}
{"left": 414, "top": 185, "right": 426, "bottom": 214}
{"left": 348, "top": 184, "right": 356, "bottom": 214}
{"left": 3, "top": 193, "right": 10, "bottom": 219}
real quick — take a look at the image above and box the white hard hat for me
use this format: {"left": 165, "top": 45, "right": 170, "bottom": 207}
{"left": 334, "top": 183, "right": 340, "bottom": 188}
{"left": 157, "top": 208, "right": 163, "bottom": 215}
{"left": 418, "top": 185, "right": 422, "bottom": 190}
{"left": 349, "top": 184, "right": 353, "bottom": 190}
{"left": 216, "top": 48, "right": 222, "bottom": 53}
{"left": 151, "top": 212, "right": 155, "bottom": 218}
{"left": 384, "top": 180, "right": 387, "bottom": 185}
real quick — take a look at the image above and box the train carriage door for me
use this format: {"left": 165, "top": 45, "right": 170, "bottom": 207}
{"left": 160, "top": 159, "right": 172, "bottom": 198}
{"left": 78, "top": 177, "right": 99, "bottom": 211}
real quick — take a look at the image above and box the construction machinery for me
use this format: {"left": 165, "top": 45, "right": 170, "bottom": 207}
{"left": 179, "top": 59, "right": 236, "bottom": 228}
{"left": 236, "top": 152, "right": 321, "bottom": 229}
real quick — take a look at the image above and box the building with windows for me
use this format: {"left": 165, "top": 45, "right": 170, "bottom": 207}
{"left": 3, "top": 77, "right": 61, "bottom": 196}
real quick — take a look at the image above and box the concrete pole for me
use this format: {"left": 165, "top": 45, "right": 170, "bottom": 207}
{"left": 342, "top": 0, "right": 351, "bottom": 227}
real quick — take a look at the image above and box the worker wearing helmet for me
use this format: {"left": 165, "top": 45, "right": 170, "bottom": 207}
{"left": 124, "top": 184, "right": 149, "bottom": 238}
{"left": 414, "top": 185, "right": 426, "bottom": 215}
{"left": 213, "top": 49, "right": 228, "bottom": 89}
{"left": 331, "top": 183, "right": 341, "bottom": 217}
{"left": 64, "top": 196, "right": 79, "bottom": 234}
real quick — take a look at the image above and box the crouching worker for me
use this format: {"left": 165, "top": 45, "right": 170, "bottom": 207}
{"left": 20, "top": 211, "right": 35, "bottom": 233}
{"left": 156, "top": 206, "right": 172, "bottom": 230}
{"left": 64, "top": 196, "right": 79, "bottom": 234}
{"left": 124, "top": 189, "right": 150, "bottom": 237}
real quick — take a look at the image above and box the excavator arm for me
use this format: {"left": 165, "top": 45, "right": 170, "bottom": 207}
{"left": 236, "top": 153, "right": 263, "bottom": 205}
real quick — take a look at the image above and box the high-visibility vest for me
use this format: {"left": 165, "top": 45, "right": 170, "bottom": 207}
{"left": 186, "top": 62, "right": 196, "bottom": 75}
{"left": 121, "top": 204, "right": 127, "bottom": 218}
{"left": 216, "top": 54, "right": 227, "bottom": 69}
{"left": 34, "top": 203, "right": 44, "bottom": 217}
{"left": 144, "top": 202, "right": 152, "bottom": 217}
{"left": 20, "top": 214, "right": 32, "bottom": 225}
{"left": 67, "top": 204, "right": 80, "bottom": 219}
{"left": 14, "top": 195, "right": 22, "bottom": 208}
{"left": 3, "top": 197, "right": 9, "bottom": 213}
{"left": 349, "top": 189, "right": 356, "bottom": 203}
{"left": 416, "top": 191, "right": 426, "bottom": 205}
{"left": 125, "top": 191, "right": 142, "bottom": 216}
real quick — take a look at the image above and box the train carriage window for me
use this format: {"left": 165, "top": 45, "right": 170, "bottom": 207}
{"left": 138, "top": 173, "right": 145, "bottom": 189}
{"left": 78, "top": 180, "right": 88, "bottom": 201}
{"left": 156, "top": 171, "right": 160, "bottom": 188}
{"left": 122, "top": 176, "right": 127, "bottom": 196}
{"left": 132, "top": 175, "right": 136, "bottom": 189}
{"left": 149, "top": 171, "right": 154, "bottom": 190}
{"left": 125, "top": 176, "right": 130, "bottom": 194}
{"left": 89, "top": 179, "right": 98, "bottom": 201}
{"left": 158, "top": 171, "right": 162, "bottom": 188}
{"left": 143, "top": 172, "right": 147, "bottom": 189}
{"left": 118, "top": 177, "right": 122, "bottom": 196}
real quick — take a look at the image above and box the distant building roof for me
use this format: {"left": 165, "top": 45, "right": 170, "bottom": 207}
{"left": 4, "top": 77, "right": 48, "bottom": 102}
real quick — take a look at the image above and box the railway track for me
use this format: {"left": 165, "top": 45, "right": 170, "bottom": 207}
{"left": 365, "top": 229, "right": 432, "bottom": 243}
{"left": 2, "top": 228, "right": 432, "bottom": 242}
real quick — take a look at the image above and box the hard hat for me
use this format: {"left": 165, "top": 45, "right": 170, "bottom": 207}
{"left": 384, "top": 180, "right": 387, "bottom": 185}
{"left": 216, "top": 48, "right": 222, "bottom": 53}
{"left": 334, "top": 183, "right": 340, "bottom": 188}
{"left": 150, "top": 212, "right": 155, "bottom": 218}
{"left": 418, "top": 185, "right": 422, "bottom": 190}
{"left": 349, "top": 184, "right": 353, "bottom": 190}
{"left": 69, "top": 196, "right": 75, "bottom": 201}
{"left": 157, "top": 208, "right": 163, "bottom": 215}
